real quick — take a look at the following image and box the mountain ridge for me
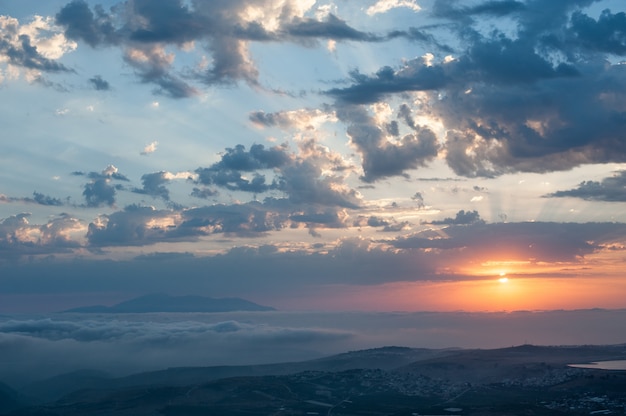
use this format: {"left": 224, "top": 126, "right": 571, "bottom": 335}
{"left": 62, "top": 293, "right": 275, "bottom": 313}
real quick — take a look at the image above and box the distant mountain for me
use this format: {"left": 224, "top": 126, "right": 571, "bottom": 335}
{"left": 63, "top": 293, "right": 275, "bottom": 313}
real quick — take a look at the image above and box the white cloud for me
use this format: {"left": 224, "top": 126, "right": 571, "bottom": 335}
{"left": 366, "top": 0, "right": 421, "bottom": 16}
{"left": 141, "top": 141, "right": 159, "bottom": 155}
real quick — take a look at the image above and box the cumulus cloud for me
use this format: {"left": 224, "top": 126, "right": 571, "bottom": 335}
{"left": 327, "top": 0, "right": 626, "bottom": 177}
{"left": 546, "top": 170, "right": 626, "bottom": 202}
{"left": 51, "top": 0, "right": 390, "bottom": 96}
{"left": 87, "top": 204, "right": 180, "bottom": 246}
{"left": 194, "top": 141, "right": 360, "bottom": 210}
{"left": 0, "top": 213, "right": 83, "bottom": 259}
{"left": 0, "top": 14, "right": 76, "bottom": 84}
{"left": 75, "top": 165, "right": 129, "bottom": 207}
{"left": 133, "top": 171, "right": 172, "bottom": 201}
{"left": 337, "top": 104, "right": 440, "bottom": 182}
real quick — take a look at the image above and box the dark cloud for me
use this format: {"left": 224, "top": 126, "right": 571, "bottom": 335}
{"left": 178, "top": 202, "right": 285, "bottom": 238}
{"left": 55, "top": 0, "right": 118, "bottom": 47}
{"left": 283, "top": 14, "right": 377, "bottom": 42}
{"left": 337, "top": 105, "right": 440, "bottom": 182}
{"left": 393, "top": 221, "right": 626, "bottom": 263}
{"left": 360, "top": 216, "right": 410, "bottom": 232}
{"left": 196, "top": 170, "right": 277, "bottom": 194}
{"left": 80, "top": 166, "right": 128, "bottom": 207}
{"left": 411, "top": 192, "right": 425, "bottom": 209}
{"left": 87, "top": 204, "right": 178, "bottom": 246}
{"left": 385, "top": 27, "right": 454, "bottom": 53}
{"left": 216, "top": 144, "right": 291, "bottom": 171}
{"left": 133, "top": 172, "right": 171, "bottom": 201}
{"left": 327, "top": 64, "right": 448, "bottom": 105}
{"left": 194, "top": 142, "right": 360, "bottom": 209}
{"left": 546, "top": 171, "right": 626, "bottom": 201}
{"left": 190, "top": 187, "right": 218, "bottom": 199}
{"left": 0, "top": 192, "right": 65, "bottom": 207}
{"left": 88, "top": 75, "right": 110, "bottom": 90}
{"left": 433, "top": 0, "right": 525, "bottom": 20}
{"left": 83, "top": 180, "right": 117, "bottom": 207}
{"left": 290, "top": 210, "right": 348, "bottom": 228}
{"left": 194, "top": 144, "right": 290, "bottom": 194}
{"left": 432, "top": 210, "right": 485, "bottom": 225}
{"left": 31, "top": 192, "right": 64, "bottom": 206}
{"left": 570, "top": 9, "right": 626, "bottom": 56}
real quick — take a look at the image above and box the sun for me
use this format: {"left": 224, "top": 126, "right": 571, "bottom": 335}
{"left": 498, "top": 272, "right": 508, "bottom": 283}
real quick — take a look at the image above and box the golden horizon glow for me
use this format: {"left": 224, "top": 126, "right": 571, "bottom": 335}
{"left": 272, "top": 275, "right": 626, "bottom": 312}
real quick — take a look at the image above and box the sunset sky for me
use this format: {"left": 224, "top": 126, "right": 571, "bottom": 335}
{"left": 2, "top": 0, "right": 626, "bottom": 313}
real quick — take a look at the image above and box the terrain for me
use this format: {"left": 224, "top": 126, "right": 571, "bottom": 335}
{"left": 2, "top": 344, "right": 626, "bottom": 415}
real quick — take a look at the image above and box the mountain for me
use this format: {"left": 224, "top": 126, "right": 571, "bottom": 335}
{"left": 63, "top": 293, "right": 275, "bottom": 313}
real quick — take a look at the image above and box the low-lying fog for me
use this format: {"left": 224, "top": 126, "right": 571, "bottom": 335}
{"left": 1, "top": 309, "right": 625, "bottom": 387}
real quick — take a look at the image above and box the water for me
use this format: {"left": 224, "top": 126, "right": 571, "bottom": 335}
{"left": 569, "top": 360, "right": 626, "bottom": 370}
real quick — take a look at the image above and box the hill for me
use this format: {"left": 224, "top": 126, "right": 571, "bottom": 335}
{"left": 6, "top": 344, "right": 626, "bottom": 415}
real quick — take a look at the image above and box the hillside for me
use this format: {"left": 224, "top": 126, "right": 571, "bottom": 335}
{"left": 4, "top": 344, "right": 626, "bottom": 415}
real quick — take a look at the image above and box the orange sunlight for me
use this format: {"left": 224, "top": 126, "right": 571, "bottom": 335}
{"left": 275, "top": 275, "right": 626, "bottom": 312}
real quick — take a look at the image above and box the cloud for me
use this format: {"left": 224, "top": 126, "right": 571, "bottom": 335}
{"left": 0, "top": 213, "right": 83, "bottom": 259}
{"left": 0, "top": 15, "right": 76, "bottom": 84}
{"left": 55, "top": 0, "right": 118, "bottom": 47}
{"left": 570, "top": 9, "right": 626, "bottom": 56}
{"left": 432, "top": 209, "right": 485, "bottom": 225}
{"left": 0, "top": 314, "right": 354, "bottom": 383}
{"left": 194, "top": 141, "right": 360, "bottom": 209}
{"left": 433, "top": 0, "right": 525, "bottom": 20}
{"left": 327, "top": 62, "right": 449, "bottom": 105}
{"left": 52, "top": 0, "right": 391, "bottom": 94}
{"left": 190, "top": 187, "right": 218, "bottom": 199}
{"left": 123, "top": 44, "right": 198, "bottom": 98}
{"left": 337, "top": 104, "right": 440, "bottom": 182}
{"left": 366, "top": 0, "right": 422, "bottom": 16}
{"left": 133, "top": 172, "right": 172, "bottom": 201}
{"left": 75, "top": 165, "right": 128, "bottom": 207}
{"left": 355, "top": 215, "right": 410, "bottom": 232}
{"left": 326, "top": 1, "right": 626, "bottom": 177}
{"left": 546, "top": 170, "right": 626, "bottom": 202}
{"left": 88, "top": 74, "right": 110, "bottom": 90}
{"left": 87, "top": 204, "right": 180, "bottom": 246}
{"left": 194, "top": 144, "right": 291, "bottom": 195}
{"left": 249, "top": 109, "right": 336, "bottom": 131}
{"left": 140, "top": 141, "right": 158, "bottom": 155}
{"left": 392, "top": 221, "right": 626, "bottom": 263}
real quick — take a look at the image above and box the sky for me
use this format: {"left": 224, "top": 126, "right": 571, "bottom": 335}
{"left": 1, "top": 0, "right": 626, "bottom": 313}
